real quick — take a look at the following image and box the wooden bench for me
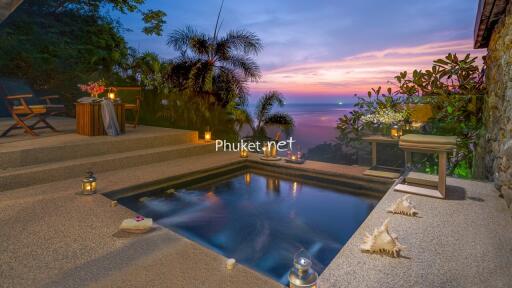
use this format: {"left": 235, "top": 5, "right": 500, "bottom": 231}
{"left": 395, "top": 134, "right": 457, "bottom": 199}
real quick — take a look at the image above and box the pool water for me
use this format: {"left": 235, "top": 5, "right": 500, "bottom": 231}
{"left": 118, "top": 171, "right": 379, "bottom": 284}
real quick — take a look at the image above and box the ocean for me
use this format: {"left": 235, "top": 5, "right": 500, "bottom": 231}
{"left": 246, "top": 103, "right": 355, "bottom": 151}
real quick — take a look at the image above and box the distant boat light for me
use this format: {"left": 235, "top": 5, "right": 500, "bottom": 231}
{"left": 338, "top": 101, "right": 343, "bottom": 105}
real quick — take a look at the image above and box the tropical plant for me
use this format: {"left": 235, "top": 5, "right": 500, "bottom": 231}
{"left": 336, "top": 53, "right": 486, "bottom": 178}
{"left": 238, "top": 91, "right": 294, "bottom": 141}
{"left": 0, "top": 0, "right": 164, "bottom": 104}
{"left": 166, "top": 1, "right": 262, "bottom": 107}
{"left": 44, "top": 0, "right": 166, "bottom": 35}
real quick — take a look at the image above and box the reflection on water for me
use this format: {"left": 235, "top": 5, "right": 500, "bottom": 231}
{"left": 118, "top": 172, "right": 378, "bottom": 285}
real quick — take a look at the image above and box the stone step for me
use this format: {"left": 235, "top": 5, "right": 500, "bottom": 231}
{"left": 0, "top": 143, "right": 215, "bottom": 192}
{"left": 0, "top": 128, "right": 198, "bottom": 169}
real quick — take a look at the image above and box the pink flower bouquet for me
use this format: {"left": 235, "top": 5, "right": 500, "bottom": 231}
{"left": 78, "top": 80, "right": 106, "bottom": 97}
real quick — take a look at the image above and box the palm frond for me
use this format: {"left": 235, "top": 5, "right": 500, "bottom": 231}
{"left": 264, "top": 112, "right": 295, "bottom": 136}
{"left": 221, "top": 29, "right": 263, "bottom": 55}
{"left": 214, "top": 66, "right": 249, "bottom": 104}
{"left": 232, "top": 107, "right": 254, "bottom": 132}
{"left": 168, "top": 26, "right": 209, "bottom": 57}
{"left": 255, "top": 90, "right": 285, "bottom": 125}
{"left": 223, "top": 54, "right": 261, "bottom": 81}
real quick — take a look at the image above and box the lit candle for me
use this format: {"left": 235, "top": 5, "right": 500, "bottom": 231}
{"left": 107, "top": 92, "right": 116, "bottom": 101}
{"left": 391, "top": 125, "right": 402, "bottom": 139}
{"left": 270, "top": 144, "right": 277, "bottom": 157}
{"left": 240, "top": 148, "right": 248, "bottom": 158}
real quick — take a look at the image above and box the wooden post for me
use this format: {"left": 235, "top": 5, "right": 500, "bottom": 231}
{"left": 405, "top": 151, "right": 412, "bottom": 169}
{"left": 371, "top": 142, "right": 377, "bottom": 167}
{"left": 438, "top": 151, "right": 447, "bottom": 198}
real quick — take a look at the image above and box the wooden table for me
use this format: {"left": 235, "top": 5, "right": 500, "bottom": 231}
{"left": 361, "top": 135, "right": 402, "bottom": 179}
{"left": 75, "top": 103, "right": 125, "bottom": 136}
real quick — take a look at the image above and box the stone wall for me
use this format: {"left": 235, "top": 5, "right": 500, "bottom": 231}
{"left": 482, "top": 1, "right": 512, "bottom": 209}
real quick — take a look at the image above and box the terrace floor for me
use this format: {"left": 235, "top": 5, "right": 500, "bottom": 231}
{"left": 1, "top": 119, "right": 511, "bottom": 287}
{"left": 0, "top": 116, "right": 76, "bottom": 144}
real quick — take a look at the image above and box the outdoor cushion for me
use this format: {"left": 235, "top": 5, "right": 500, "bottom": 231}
{"left": 400, "top": 134, "right": 456, "bottom": 145}
{"left": 13, "top": 104, "right": 65, "bottom": 113}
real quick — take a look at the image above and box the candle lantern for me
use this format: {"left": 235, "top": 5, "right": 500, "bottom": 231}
{"left": 270, "top": 144, "right": 277, "bottom": 158}
{"left": 204, "top": 128, "right": 212, "bottom": 143}
{"left": 81, "top": 171, "right": 97, "bottom": 195}
{"left": 107, "top": 88, "right": 116, "bottom": 101}
{"left": 390, "top": 124, "right": 402, "bottom": 139}
{"left": 288, "top": 250, "right": 318, "bottom": 288}
{"left": 240, "top": 147, "right": 249, "bottom": 158}
{"left": 262, "top": 143, "right": 271, "bottom": 158}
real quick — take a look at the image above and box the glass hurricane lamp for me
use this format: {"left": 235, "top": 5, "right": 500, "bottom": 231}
{"left": 288, "top": 250, "right": 318, "bottom": 288}
{"left": 81, "top": 171, "right": 97, "bottom": 195}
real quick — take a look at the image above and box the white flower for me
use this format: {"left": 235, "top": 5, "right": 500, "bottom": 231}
{"left": 361, "top": 109, "right": 407, "bottom": 125}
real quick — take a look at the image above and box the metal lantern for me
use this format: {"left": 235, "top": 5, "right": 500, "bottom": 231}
{"left": 390, "top": 124, "right": 402, "bottom": 139}
{"left": 204, "top": 128, "right": 212, "bottom": 143}
{"left": 107, "top": 88, "right": 116, "bottom": 101}
{"left": 289, "top": 250, "right": 318, "bottom": 288}
{"left": 81, "top": 171, "right": 97, "bottom": 195}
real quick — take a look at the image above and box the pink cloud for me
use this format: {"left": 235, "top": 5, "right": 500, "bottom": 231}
{"left": 251, "top": 39, "right": 486, "bottom": 96}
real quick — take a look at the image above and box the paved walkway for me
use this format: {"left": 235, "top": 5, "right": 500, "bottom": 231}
{"left": 1, "top": 152, "right": 511, "bottom": 287}
{"left": 0, "top": 153, "right": 282, "bottom": 288}
{"left": 319, "top": 177, "right": 512, "bottom": 288}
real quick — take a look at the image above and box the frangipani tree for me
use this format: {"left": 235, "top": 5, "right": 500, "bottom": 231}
{"left": 337, "top": 53, "right": 486, "bottom": 177}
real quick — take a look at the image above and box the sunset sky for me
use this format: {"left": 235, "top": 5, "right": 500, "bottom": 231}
{"left": 116, "top": 0, "right": 486, "bottom": 103}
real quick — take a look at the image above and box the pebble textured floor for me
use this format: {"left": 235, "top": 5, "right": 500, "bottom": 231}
{"left": 1, "top": 151, "right": 511, "bottom": 288}
{"left": 319, "top": 178, "right": 512, "bottom": 288}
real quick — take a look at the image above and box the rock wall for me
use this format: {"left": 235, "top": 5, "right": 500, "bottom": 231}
{"left": 482, "top": 1, "right": 512, "bottom": 209}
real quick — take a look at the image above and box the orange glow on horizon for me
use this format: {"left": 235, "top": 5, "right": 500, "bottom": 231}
{"left": 251, "top": 40, "right": 485, "bottom": 96}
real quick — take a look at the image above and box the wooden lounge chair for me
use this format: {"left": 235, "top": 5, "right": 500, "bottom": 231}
{"left": 1, "top": 85, "right": 65, "bottom": 137}
{"left": 111, "top": 86, "right": 142, "bottom": 128}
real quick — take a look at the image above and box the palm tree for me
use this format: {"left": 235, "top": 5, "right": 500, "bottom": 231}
{"left": 240, "top": 91, "right": 294, "bottom": 141}
{"left": 166, "top": 1, "right": 262, "bottom": 107}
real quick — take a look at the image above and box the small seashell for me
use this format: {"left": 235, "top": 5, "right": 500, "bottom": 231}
{"left": 111, "top": 201, "right": 118, "bottom": 207}
{"left": 360, "top": 218, "right": 404, "bottom": 257}
{"left": 387, "top": 195, "right": 418, "bottom": 216}
{"left": 165, "top": 188, "right": 176, "bottom": 194}
{"left": 226, "top": 258, "right": 236, "bottom": 270}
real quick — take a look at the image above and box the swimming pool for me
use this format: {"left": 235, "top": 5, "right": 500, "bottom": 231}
{"left": 117, "top": 169, "right": 380, "bottom": 284}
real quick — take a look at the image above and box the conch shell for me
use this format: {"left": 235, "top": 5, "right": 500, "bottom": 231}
{"left": 360, "top": 218, "right": 404, "bottom": 257}
{"left": 387, "top": 195, "right": 418, "bottom": 216}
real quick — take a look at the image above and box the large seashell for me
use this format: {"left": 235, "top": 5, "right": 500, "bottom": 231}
{"left": 387, "top": 195, "right": 418, "bottom": 216}
{"left": 360, "top": 218, "right": 404, "bottom": 257}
